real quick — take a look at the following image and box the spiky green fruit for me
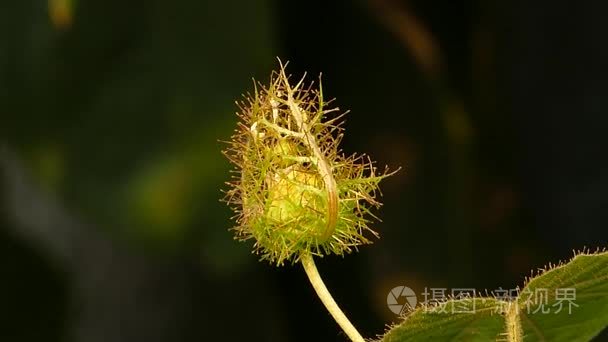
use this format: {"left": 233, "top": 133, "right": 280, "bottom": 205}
{"left": 223, "top": 61, "right": 396, "bottom": 265}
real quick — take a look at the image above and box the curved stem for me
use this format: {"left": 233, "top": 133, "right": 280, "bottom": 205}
{"left": 279, "top": 63, "right": 338, "bottom": 241}
{"left": 300, "top": 253, "right": 365, "bottom": 342}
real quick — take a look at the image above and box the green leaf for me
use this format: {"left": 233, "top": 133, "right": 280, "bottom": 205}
{"left": 517, "top": 251, "right": 608, "bottom": 341}
{"left": 381, "top": 250, "right": 608, "bottom": 342}
{"left": 382, "top": 298, "right": 505, "bottom": 341}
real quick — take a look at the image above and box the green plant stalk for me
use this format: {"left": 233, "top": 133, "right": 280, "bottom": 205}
{"left": 505, "top": 301, "right": 522, "bottom": 342}
{"left": 300, "top": 253, "right": 365, "bottom": 342}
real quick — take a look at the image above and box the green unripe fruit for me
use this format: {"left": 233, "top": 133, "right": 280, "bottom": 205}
{"left": 223, "top": 62, "right": 397, "bottom": 265}
{"left": 266, "top": 168, "right": 322, "bottom": 224}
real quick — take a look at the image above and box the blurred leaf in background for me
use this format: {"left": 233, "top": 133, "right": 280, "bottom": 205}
{"left": 3, "top": 0, "right": 278, "bottom": 272}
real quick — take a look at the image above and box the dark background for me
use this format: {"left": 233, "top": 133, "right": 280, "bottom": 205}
{"left": 1, "top": 0, "right": 607, "bottom": 341}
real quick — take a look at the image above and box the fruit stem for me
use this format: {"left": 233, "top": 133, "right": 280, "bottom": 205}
{"left": 300, "top": 253, "right": 365, "bottom": 342}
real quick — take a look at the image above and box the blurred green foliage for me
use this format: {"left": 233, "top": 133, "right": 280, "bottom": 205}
{"left": 2, "top": 0, "right": 280, "bottom": 269}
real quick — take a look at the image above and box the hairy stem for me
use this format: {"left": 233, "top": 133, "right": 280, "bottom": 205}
{"left": 505, "top": 301, "right": 522, "bottom": 342}
{"left": 300, "top": 253, "right": 365, "bottom": 342}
